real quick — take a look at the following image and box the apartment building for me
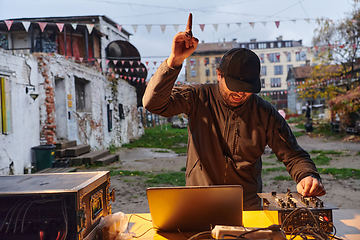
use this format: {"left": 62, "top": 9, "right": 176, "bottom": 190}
{"left": 186, "top": 36, "right": 315, "bottom": 109}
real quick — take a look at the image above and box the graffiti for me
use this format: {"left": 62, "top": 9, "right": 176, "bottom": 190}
{"left": 35, "top": 31, "right": 57, "bottom": 53}
{"left": 0, "top": 33, "right": 8, "bottom": 49}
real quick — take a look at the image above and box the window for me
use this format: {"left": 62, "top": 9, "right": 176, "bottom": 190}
{"left": 259, "top": 54, "right": 264, "bottom": 63}
{"left": 261, "top": 78, "right": 265, "bottom": 88}
{"left": 285, "top": 41, "right": 292, "bottom": 47}
{"left": 204, "top": 57, "right": 209, "bottom": 66}
{"left": 261, "top": 66, "right": 266, "bottom": 76}
{"left": 189, "top": 58, "right": 196, "bottom": 67}
{"left": 274, "top": 65, "right": 283, "bottom": 75}
{"left": 258, "top": 43, "right": 266, "bottom": 49}
{"left": 270, "top": 42, "right": 274, "bottom": 48}
{"left": 271, "top": 78, "right": 281, "bottom": 87}
{"left": 75, "top": 77, "right": 91, "bottom": 112}
{"left": 241, "top": 44, "right": 246, "bottom": 48}
{"left": 215, "top": 57, "right": 221, "bottom": 64}
{"left": 248, "top": 43, "right": 255, "bottom": 49}
{"left": 287, "top": 65, "right": 293, "bottom": 73}
{"left": 277, "top": 42, "right": 282, "bottom": 48}
{"left": 205, "top": 69, "right": 210, "bottom": 76}
{"left": 269, "top": 53, "right": 280, "bottom": 62}
{"left": 191, "top": 70, "right": 197, "bottom": 77}
{"left": 0, "top": 33, "right": 9, "bottom": 50}
{"left": 296, "top": 51, "right": 307, "bottom": 61}
{"left": 213, "top": 67, "right": 217, "bottom": 76}
{"left": 1, "top": 76, "right": 12, "bottom": 134}
{"left": 286, "top": 52, "right": 291, "bottom": 62}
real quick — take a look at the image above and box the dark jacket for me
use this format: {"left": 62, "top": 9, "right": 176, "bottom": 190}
{"left": 143, "top": 61, "right": 321, "bottom": 210}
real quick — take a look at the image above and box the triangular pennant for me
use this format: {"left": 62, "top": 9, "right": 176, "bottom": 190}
{"left": 97, "top": 59, "right": 101, "bottom": 64}
{"left": 121, "top": 60, "right": 125, "bottom": 65}
{"left": 213, "top": 24, "right": 218, "bottom": 31}
{"left": 146, "top": 61, "right": 149, "bottom": 66}
{"left": 153, "top": 61, "right": 157, "bottom": 66}
{"left": 136, "top": 68, "right": 139, "bottom": 71}
{"left": 236, "top": 23, "right": 241, "bottom": 28}
{"left": 22, "top": 21, "right": 31, "bottom": 32}
{"left": 160, "top": 25, "right": 166, "bottom": 33}
{"left": 132, "top": 25, "right": 138, "bottom": 33}
{"left": 129, "top": 76, "right": 132, "bottom": 80}
{"left": 275, "top": 21, "right": 280, "bottom": 28}
{"left": 71, "top": 23, "right": 78, "bottom": 30}
{"left": 86, "top": 24, "right": 94, "bottom": 34}
{"left": 4, "top": 20, "right": 13, "bottom": 31}
{"left": 173, "top": 24, "right": 179, "bottom": 32}
{"left": 79, "top": 57, "right": 83, "bottom": 62}
{"left": 142, "top": 68, "right": 145, "bottom": 72}
{"left": 56, "top": 23, "right": 65, "bottom": 32}
{"left": 226, "top": 23, "right": 230, "bottom": 28}
{"left": 305, "top": 19, "right": 310, "bottom": 24}
{"left": 113, "top": 60, "right": 118, "bottom": 65}
{"left": 125, "top": 68, "right": 129, "bottom": 72}
{"left": 137, "top": 61, "right": 141, "bottom": 65}
{"left": 146, "top": 25, "right": 152, "bottom": 33}
{"left": 129, "top": 61, "right": 133, "bottom": 65}
{"left": 292, "top": 19, "right": 296, "bottom": 23}
{"left": 262, "top": 22, "right": 266, "bottom": 27}
{"left": 106, "top": 60, "right": 110, "bottom": 65}
{"left": 117, "top": 24, "right": 122, "bottom": 32}
{"left": 199, "top": 24, "right": 205, "bottom": 31}
{"left": 249, "top": 22, "right": 255, "bottom": 29}
{"left": 38, "top": 22, "right": 47, "bottom": 32}
{"left": 131, "top": 68, "right": 134, "bottom": 72}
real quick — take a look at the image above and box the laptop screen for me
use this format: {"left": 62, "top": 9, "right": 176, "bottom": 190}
{"left": 146, "top": 185, "right": 243, "bottom": 232}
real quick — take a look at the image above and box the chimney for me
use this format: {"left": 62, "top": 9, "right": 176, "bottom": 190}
{"left": 223, "top": 38, "right": 226, "bottom": 43}
{"left": 232, "top": 38, "right": 237, "bottom": 42}
{"left": 250, "top": 38, "right": 256, "bottom": 42}
{"left": 276, "top": 36, "right": 283, "bottom": 41}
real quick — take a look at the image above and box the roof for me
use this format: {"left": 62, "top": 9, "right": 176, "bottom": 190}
{"left": 291, "top": 66, "right": 313, "bottom": 79}
{"left": 0, "top": 15, "right": 131, "bottom": 36}
{"left": 194, "top": 41, "right": 239, "bottom": 54}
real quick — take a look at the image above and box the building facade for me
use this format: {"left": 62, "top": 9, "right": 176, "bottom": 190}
{"left": 186, "top": 37, "right": 316, "bottom": 109}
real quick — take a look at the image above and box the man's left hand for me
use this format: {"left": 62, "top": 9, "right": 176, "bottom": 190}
{"left": 297, "top": 176, "right": 326, "bottom": 197}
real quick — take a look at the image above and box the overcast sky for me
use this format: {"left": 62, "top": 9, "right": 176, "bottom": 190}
{"left": 0, "top": 0, "right": 357, "bottom": 76}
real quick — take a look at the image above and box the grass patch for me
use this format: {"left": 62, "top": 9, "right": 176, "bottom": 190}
{"left": 356, "top": 151, "right": 360, "bottom": 156}
{"left": 319, "top": 168, "right": 360, "bottom": 179}
{"left": 263, "top": 162, "right": 277, "bottom": 166}
{"left": 293, "top": 131, "right": 305, "bottom": 138}
{"left": 146, "top": 172, "right": 186, "bottom": 186}
{"left": 273, "top": 175, "right": 293, "bottom": 181}
{"left": 181, "top": 167, "right": 186, "bottom": 171}
{"left": 268, "top": 154, "right": 276, "bottom": 159}
{"left": 262, "top": 167, "right": 286, "bottom": 175}
{"left": 108, "top": 144, "right": 120, "bottom": 154}
{"left": 122, "top": 123, "right": 188, "bottom": 153}
{"left": 309, "top": 150, "right": 343, "bottom": 155}
{"left": 312, "top": 154, "right": 332, "bottom": 165}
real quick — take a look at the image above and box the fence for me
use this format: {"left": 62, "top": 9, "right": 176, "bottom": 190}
{"left": 138, "top": 107, "right": 168, "bottom": 128}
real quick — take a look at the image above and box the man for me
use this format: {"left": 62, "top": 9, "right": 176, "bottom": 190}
{"left": 143, "top": 13, "right": 325, "bottom": 210}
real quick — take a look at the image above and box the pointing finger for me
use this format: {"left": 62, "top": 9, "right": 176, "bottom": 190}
{"left": 186, "top": 13, "right": 193, "bottom": 37}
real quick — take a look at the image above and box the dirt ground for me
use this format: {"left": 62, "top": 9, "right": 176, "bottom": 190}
{"left": 79, "top": 131, "right": 360, "bottom": 215}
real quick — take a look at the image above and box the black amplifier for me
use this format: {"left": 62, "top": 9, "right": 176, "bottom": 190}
{"left": 0, "top": 171, "right": 115, "bottom": 240}
{"left": 259, "top": 191, "right": 338, "bottom": 234}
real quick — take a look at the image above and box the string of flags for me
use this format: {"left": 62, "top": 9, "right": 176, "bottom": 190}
{"left": 3, "top": 18, "right": 358, "bottom": 34}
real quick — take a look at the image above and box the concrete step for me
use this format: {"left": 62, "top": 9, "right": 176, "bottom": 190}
{"left": 55, "top": 140, "right": 77, "bottom": 150}
{"left": 72, "top": 149, "right": 111, "bottom": 165}
{"left": 95, "top": 154, "right": 119, "bottom": 166}
{"left": 65, "top": 144, "right": 91, "bottom": 157}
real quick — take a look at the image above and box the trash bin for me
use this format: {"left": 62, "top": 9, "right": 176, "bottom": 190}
{"left": 31, "top": 144, "right": 55, "bottom": 171}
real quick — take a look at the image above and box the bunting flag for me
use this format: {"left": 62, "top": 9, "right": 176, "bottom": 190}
{"left": 275, "top": 21, "right": 280, "bottom": 28}
{"left": 137, "top": 61, "right": 141, "bottom": 65}
{"left": 86, "top": 24, "right": 94, "bottom": 34}
{"left": 146, "top": 25, "right": 152, "bottom": 33}
{"left": 117, "top": 24, "right": 122, "bottom": 32}
{"left": 142, "top": 68, "right": 145, "bottom": 72}
{"left": 173, "top": 24, "right": 179, "bottom": 32}
{"left": 160, "top": 25, "right": 166, "bottom": 33}
{"left": 121, "top": 60, "right": 125, "bottom": 65}
{"left": 22, "top": 21, "right": 31, "bottom": 31}
{"left": 129, "top": 61, "right": 133, "bottom": 65}
{"left": 113, "top": 60, "right": 118, "bottom": 65}
{"left": 305, "top": 19, "right": 310, "bottom": 24}
{"left": 262, "top": 22, "right": 267, "bottom": 27}
{"left": 4, "top": 20, "right": 13, "bottom": 30}
{"left": 56, "top": 23, "right": 64, "bottom": 32}
{"left": 71, "top": 23, "right": 77, "bottom": 30}
{"left": 249, "top": 22, "right": 255, "bottom": 29}
{"left": 97, "top": 59, "right": 101, "bottom": 64}
{"left": 146, "top": 61, "right": 149, "bottom": 66}
{"left": 130, "top": 68, "right": 134, "bottom": 72}
{"left": 79, "top": 57, "right": 83, "bottom": 62}
{"left": 199, "top": 24, "right": 205, "bottom": 31}
{"left": 226, "top": 23, "right": 230, "bottom": 28}
{"left": 38, "top": 22, "right": 47, "bottom": 32}
{"left": 236, "top": 23, "right": 241, "bottom": 28}
{"left": 106, "top": 60, "right": 110, "bottom": 65}
{"left": 132, "top": 25, "right": 138, "bottom": 33}
{"left": 153, "top": 61, "right": 157, "bottom": 66}
{"left": 213, "top": 24, "right": 218, "bottom": 31}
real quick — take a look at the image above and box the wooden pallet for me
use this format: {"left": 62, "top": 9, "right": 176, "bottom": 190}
{"left": 36, "top": 167, "right": 78, "bottom": 174}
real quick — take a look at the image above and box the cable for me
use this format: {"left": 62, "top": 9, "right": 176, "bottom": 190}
{"left": 5, "top": 199, "right": 28, "bottom": 233}
{"left": 187, "top": 230, "right": 213, "bottom": 240}
{"left": 13, "top": 199, "right": 31, "bottom": 233}
{"left": 133, "top": 227, "right": 158, "bottom": 238}
{"left": 0, "top": 199, "right": 21, "bottom": 232}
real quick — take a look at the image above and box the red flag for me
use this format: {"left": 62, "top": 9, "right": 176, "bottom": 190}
{"left": 4, "top": 20, "right": 13, "bottom": 30}
{"left": 117, "top": 24, "right": 122, "bottom": 32}
{"left": 146, "top": 61, "right": 149, "bottom": 66}
{"left": 199, "top": 24, "right": 205, "bottom": 31}
{"left": 38, "top": 22, "right": 47, "bottom": 32}
{"left": 56, "top": 23, "right": 64, "bottom": 32}
{"left": 275, "top": 21, "right": 280, "bottom": 28}
{"left": 153, "top": 61, "right": 157, "bottom": 66}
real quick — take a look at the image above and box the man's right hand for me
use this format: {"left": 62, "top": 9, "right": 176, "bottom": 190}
{"left": 167, "top": 13, "right": 199, "bottom": 68}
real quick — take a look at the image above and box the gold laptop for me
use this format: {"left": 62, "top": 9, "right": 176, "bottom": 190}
{"left": 146, "top": 185, "right": 243, "bottom": 232}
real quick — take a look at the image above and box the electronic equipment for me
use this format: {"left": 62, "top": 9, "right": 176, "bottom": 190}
{"left": 0, "top": 171, "right": 115, "bottom": 240}
{"left": 258, "top": 190, "right": 338, "bottom": 233}
{"left": 147, "top": 185, "right": 243, "bottom": 232}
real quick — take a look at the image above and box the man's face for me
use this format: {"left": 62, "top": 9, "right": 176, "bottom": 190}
{"left": 217, "top": 71, "right": 252, "bottom": 107}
